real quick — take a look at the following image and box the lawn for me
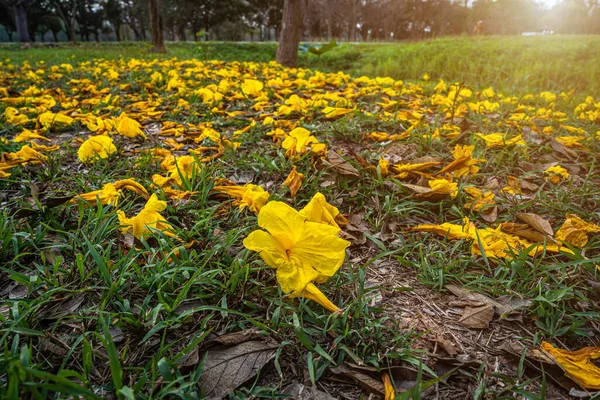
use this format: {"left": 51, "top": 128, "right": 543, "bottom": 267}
{"left": 0, "top": 38, "right": 599, "bottom": 399}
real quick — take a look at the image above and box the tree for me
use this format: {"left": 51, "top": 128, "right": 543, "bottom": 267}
{"left": 1, "top": 0, "right": 35, "bottom": 42}
{"left": 276, "top": 0, "right": 304, "bottom": 67}
{"left": 149, "top": 0, "right": 165, "bottom": 51}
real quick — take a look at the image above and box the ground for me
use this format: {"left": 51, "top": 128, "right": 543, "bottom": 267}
{"left": 0, "top": 38, "right": 599, "bottom": 399}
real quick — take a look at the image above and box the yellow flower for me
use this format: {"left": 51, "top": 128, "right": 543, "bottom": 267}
{"left": 541, "top": 341, "right": 600, "bottom": 390}
{"left": 283, "top": 166, "right": 304, "bottom": 198}
{"left": 71, "top": 179, "right": 148, "bottom": 206}
{"left": 428, "top": 179, "right": 458, "bottom": 199}
{"left": 116, "top": 113, "right": 146, "bottom": 139}
{"left": 322, "top": 106, "right": 354, "bottom": 119}
{"left": 544, "top": 165, "right": 569, "bottom": 184}
{"left": 241, "top": 79, "right": 264, "bottom": 97}
{"left": 299, "top": 192, "right": 348, "bottom": 229}
{"left": 37, "top": 111, "right": 74, "bottom": 129}
{"left": 243, "top": 201, "right": 350, "bottom": 312}
{"left": 463, "top": 186, "right": 495, "bottom": 211}
{"left": 78, "top": 135, "right": 117, "bottom": 163}
{"left": 281, "top": 127, "right": 324, "bottom": 158}
{"left": 378, "top": 157, "right": 390, "bottom": 177}
{"left": 14, "top": 129, "right": 51, "bottom": 143}
{"left": 117, "top": 194, "right": 174, "bottom": 239}
{"left": 476, "top": 133, "right": 525, "bottom": 149}
{"left": 213, "top": 183, "right": 270, "bottom": 214}
{"left": 155, "top": 155, "right": 200, "bottom": 188}
{"left": 555, "top": 214, "right": 600, "bottom": 248}
{"left": 437, "top": 144, "right": 485, "bottom": 178}
{"left": 392, "top": 161, "right": 441, "bottom": 179}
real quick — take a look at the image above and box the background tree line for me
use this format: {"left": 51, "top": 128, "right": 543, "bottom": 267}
{"left": 1, "top": 0, "right": 599, "bottom": 43}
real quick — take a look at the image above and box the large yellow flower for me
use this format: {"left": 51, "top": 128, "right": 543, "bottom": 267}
{"left": 78, "top": 135, "right": 117, "bottom": 163}
{"left": 117, "top": 194, "right": 173, "bottom": 239}
{"left": 243, "top": 201, "right": 350, "bottom": 312}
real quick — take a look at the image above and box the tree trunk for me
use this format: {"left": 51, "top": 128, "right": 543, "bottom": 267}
{"left": 54, "top": 3, "right": 76, "bottom": 42}
{"left": 52, "top": 30, "right": 58, "bottom": 42}
{"left": 113, "top": 21, "right": 121, "bottom": 41}
{"left": 8, "top": 4, "right": 31, "bottom": 42}
{"left": 149, "top": 0, "right": 165, "bottom": 51}
{"left": 177, "top": 22, "right": 186, "bottom": 41}
{"left": 276, "top": 0, "right": 304, "bottom": 67}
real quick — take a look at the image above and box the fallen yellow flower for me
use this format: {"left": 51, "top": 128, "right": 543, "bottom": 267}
{"left": 213, "top": 183, "right": 270, "bottom": 214}
{"left": 14, "top": 129, "right": 51, "bottom": 143}
{"left": 544, "top": 165, "right": 569, "bottom": 184}
{"left": 555, "top": 214, "right": 600, "bottom": 247}
{"left": 243, "top": 200, "right": 350, "bottom": 312}
{"left": 437, "top": 145, "right": 485, "bottom": 178}
{"left": 71, "top": 179, "right": 148, "bottom": 206}
{"left": 281, "top": 127, "right": 326, "bottom": 158}
{"left": 299, "top": 192, "right": 348, "bottom": 229}
{"left": 283, "top": 166, "right": 304, "bottom": 198}
{"left": 476, "top": 133, "right": 525, "bottom": 149}
{"left": 115, "top": 113, "right": 146, "bottom": 139}
{"left": 322, "top": 106, "right": 354, "bottom": 119}
{"left": 541, "top": 341, "right": 600, "bottom": 390}
{"left": 117, "top": 193, "right": 174, "bottom": 239}
{"left": 78, "top": 135, "right": 117, "bottom": 163}
{"left": 38, "top": 111, "right": 74, "bottom": 129}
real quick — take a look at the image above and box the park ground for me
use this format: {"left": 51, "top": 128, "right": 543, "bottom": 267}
{"left": 0, "top": 36, "right": 599, "bottom": 399}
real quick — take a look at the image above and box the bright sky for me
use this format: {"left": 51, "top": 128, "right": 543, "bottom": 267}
{"left": 537, "top": 0, "right": 560, "bottom": 8}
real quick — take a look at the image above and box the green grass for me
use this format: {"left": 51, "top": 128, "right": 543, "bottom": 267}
{"left": 1, "top": 35, "right": 599, "bottom": 96}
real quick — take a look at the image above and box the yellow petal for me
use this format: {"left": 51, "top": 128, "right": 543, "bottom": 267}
{"left": 78, "top": 135, "right": 117, "bottom": 163}
{"left": 283, "top": 166, "right": 304, "bottom": 198}
{"left": 291, "top": 282, "right": 340, "bottom": 313}
{"left": 541, "top": 341, "right": 600, "bottom": 390}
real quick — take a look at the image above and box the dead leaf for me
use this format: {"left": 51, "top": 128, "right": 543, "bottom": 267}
{"left": 197, "top": 340, "right": 276, "bottom": 398}
{"left": 446, "top": 285, "right": 531, "bottom": 320}
{"left": 330, "top": 363, "right": 385, "bottom": 395}
{"left": 481, "top": 207, "right": 498, "bottom": 223}
{"left": 206, "top": 328, "right": 264, "bottom": 347}
{"left": 458, "top": 304, "right": 494, "bottom": 329}
{"left": 282, "top": 383, "right": 337, "bottom": 400}
{"left": 517, "top": 213, "right": 554, "bottom": 237}
{"left": 550, "top": 139, "right": 578, "bottom": 160}
{"left": 500, "top": 222, "right": 550, "bottom": 243}
{"left": 434, "top": 337, "right": 458, "bottom": 356}
{"left": 324, "top": 152, "right": 360, "bottom": 178}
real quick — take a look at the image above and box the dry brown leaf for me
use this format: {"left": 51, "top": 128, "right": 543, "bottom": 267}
{"left": 325, "top": 151, "right": 360, "bottom": 178}
{"left": 481, "top": 206, "right": 498, "bottom": 223}
{"left": 446, "top": 285, "right": 531, "bottom": 320}
{"left": 500, "top": 222, "right": 549, "bottom": 243}
{"left": 517, "top": 213, "right": 554, "bottom": 237}
{"left": 330, "top": 363, "right": 385, "bottom": 395}
{"left": 458, "top": 304, "right": 494, "bottom": 329}
{"left": 197, "top": 340, "right": 277, "bottom": 397}
{"left": 435, "top": 337, "right": 458, "bottom": 356}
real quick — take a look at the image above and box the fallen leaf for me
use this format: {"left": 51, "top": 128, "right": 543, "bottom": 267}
{"left": 324, "top": 151, "right": 360, "bottom": 178}
{"left": 446, "top": 285, "right": 531, "bottom": 320}
{"left": 458, "top": 304, "right": 494, "bottom": 329}
{"left": 197, "top": 340, "right": 277, "bottom": 398}
{"left": 517, "top": 213, "right": 554, "bottom": 237}
{"left": 330, "top": 363, "right": 385, "bottom": 395}
{"left": 282, "top": 383, "right": 337, "bottom": 400}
